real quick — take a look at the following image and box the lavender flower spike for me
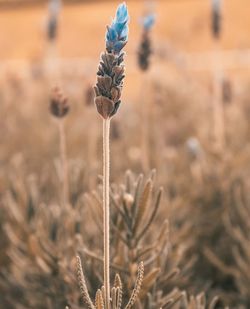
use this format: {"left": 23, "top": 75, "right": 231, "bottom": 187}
{"left": 211, "top": 0, "right": 222, "bottom": 39}
{"left": 138, "top": 13, "right": 155, "bottom": 71}
{"left": 94, "top": 3, "right": 129, "bottom": 119}
{"left": 106, "top": 2, "right": 129, "bottom": 54}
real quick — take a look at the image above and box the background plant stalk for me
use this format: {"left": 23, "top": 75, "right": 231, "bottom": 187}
{"left": 103, "top": 118, "right": 111, "bottom": 309}
{"left": 58, "top": 119, "right": 69, "bottom": 207}
{"left": 212, "top": 39, "right": 225, "bottom": 151}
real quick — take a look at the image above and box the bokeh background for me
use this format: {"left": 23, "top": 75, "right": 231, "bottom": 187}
{"left": 1, "top": 0, "right": 250, "bottom": 308}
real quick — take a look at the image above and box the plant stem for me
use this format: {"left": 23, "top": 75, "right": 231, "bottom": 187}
{"left": 58, "top": 119, "right": 69, "bottom": 207}
{"left": 212, "top": 39, "right": 225, "bottom": 151}
{"left": 141, "top": 73, "right": 150, "bottom": 172}
{"left": 103, "top": 118, "right": 110, "bottom": 309}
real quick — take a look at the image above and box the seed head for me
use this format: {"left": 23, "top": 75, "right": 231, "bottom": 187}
{"left": 94, "top": 3, "right": 129, "bottom": 119}
{"left": 50, "top": 87, "right": 69, "bottom": 118}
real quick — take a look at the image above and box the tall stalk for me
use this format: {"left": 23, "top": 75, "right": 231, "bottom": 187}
{"left": 50, "top": 87, "right": 70, "bottom": 207}
{"left": 138, "top": 13, "right": 155, "bottom": 171}
{"left": 141, "top": 73, "right": 150, "bottom": 171}
{"left": 211, "top": 0, "right": 224, "bottom": 151}
{"left": 75, "top": 6, "right": 145, "bottom": 309}
{"left": 93, "top": 3, "right": 129, "bottom": 307}
{"left": 212, "top": 41, "right": 224, "bottom": 151}
{"left": 103, "top": 118, "right": 111, "bottom": 309}
{"left": 58, "top": 119, "right": 69, "bottom": 207}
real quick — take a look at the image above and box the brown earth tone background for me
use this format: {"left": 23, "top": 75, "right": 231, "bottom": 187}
{"left": 1, "top": 1, "right": 250, "bottom": 308}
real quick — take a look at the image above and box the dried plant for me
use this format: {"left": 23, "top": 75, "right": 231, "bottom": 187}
{"left": 165, "top": 146, "right": 250, "bottom": 307}
{"left": 84, "top": 170, "right": 188, "bottom": 308}
{"left": 0, "top": 155, "right": 88, "bottom": 308}
{"left": 76, "top": 255, "right": 144, "bottom": 309}
{"left": 0, "top": 163, "right": 219, "bottom": 309}
{"left": 78, "top": 3, "right": 132, "bottom": 309}
{"left": 138, "top": 13, "right": 155, "bottom": 71}
{"left": 50, "top": 86, "right": 70, "bottom": 207}
{"left": 0, "top": 179, "right": 81, "bottom": 308}
{"left": 204, "top": 178, "right": 250, "bottom": 307}
{"left": 136, "top": 12, "right": 156, "bottom": 171}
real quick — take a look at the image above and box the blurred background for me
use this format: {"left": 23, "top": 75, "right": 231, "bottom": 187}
{"left": 1, "top": 0, "right": 250, "bottom": 308}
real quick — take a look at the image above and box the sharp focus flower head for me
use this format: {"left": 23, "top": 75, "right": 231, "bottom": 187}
{"left": 106, "top": 2, "right": 129, "bottom": 54}
{"left": 141, "top": 13, "right": 155, "bottom": 31}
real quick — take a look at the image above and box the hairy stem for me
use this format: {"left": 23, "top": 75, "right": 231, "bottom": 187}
{"left": 58, "top": 119, "right": 69, "bottom": 207}
{"left": 103, "top": 118, "right": 111, "bottom": 309}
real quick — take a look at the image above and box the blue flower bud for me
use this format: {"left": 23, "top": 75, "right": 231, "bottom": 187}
{"left": 106, "top": 2, "right": 129, "bottom": 54}
{"left": 141, "top": 13, "right": 155, "bottom": 31}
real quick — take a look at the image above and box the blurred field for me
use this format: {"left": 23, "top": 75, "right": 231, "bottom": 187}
{"left": 0, "top": 0, "right": 250, "bottom": 103}
{"left": 1, "top": 0, "right": 250, "bottom": 308}
{"left": 0, "top": 0, "right": 249, "bottom": 59}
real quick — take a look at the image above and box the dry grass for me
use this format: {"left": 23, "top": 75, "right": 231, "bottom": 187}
{"left": 0, "top": 66, "right": 250, "bottom": 307}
